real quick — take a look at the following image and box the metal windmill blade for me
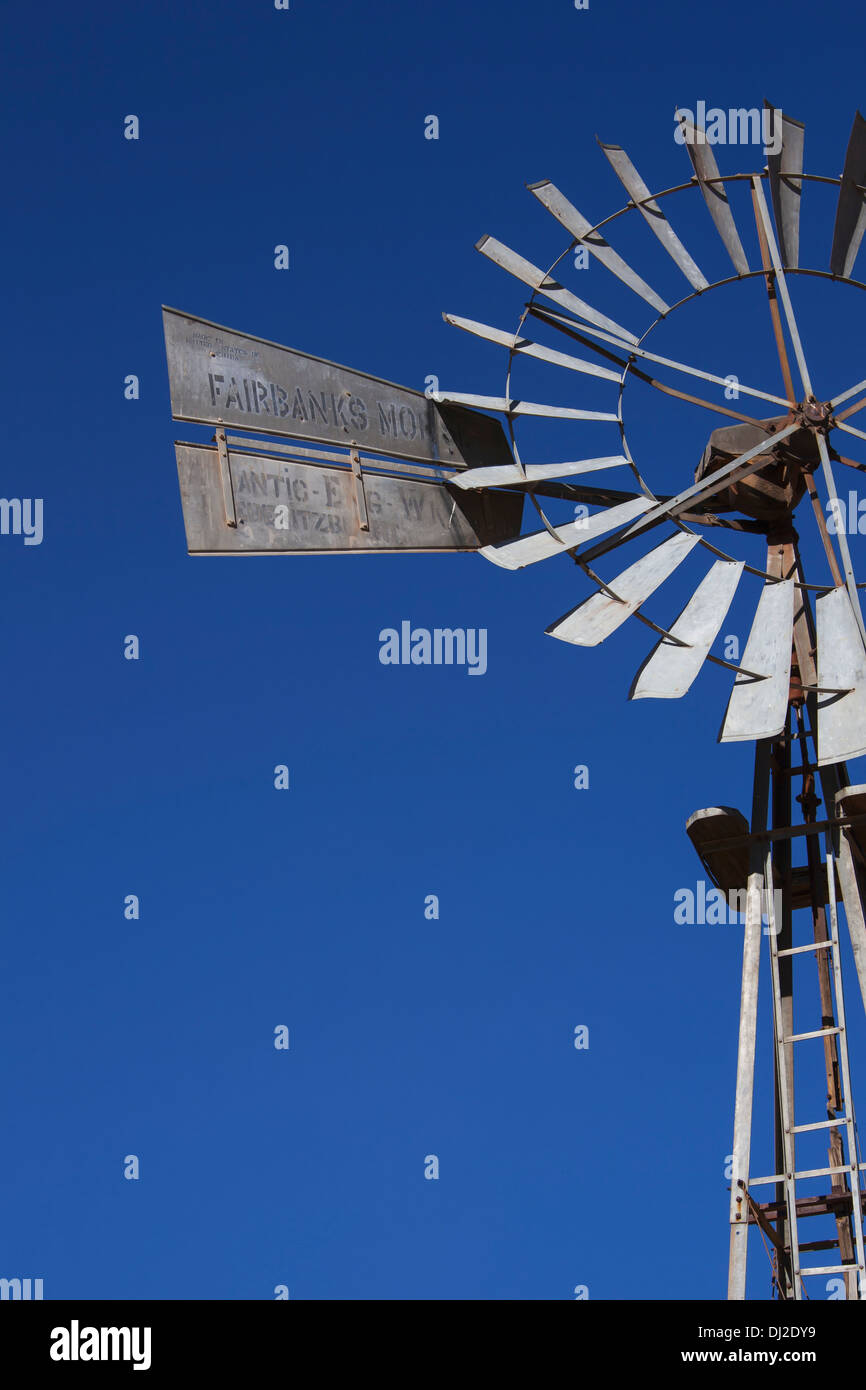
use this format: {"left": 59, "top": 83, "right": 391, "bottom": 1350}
{"left": 546, "top": 533, "right": 701, "bottom": 644}
{"left": 433, "top": 111, "right": 866, "bottom": 770}
{"left": 475, "top": 235, "right": 640, "bottom": 343}
{"left": 526, "top": 179, "right": 670, "bottom": 312}
{"left": 598, "top": 138, "right": 709, "bottom": 290}
{"left": 831, "top": 111, "right": 866, "bottom": 277}
{"left": 766, "top": 102, "right": 804, "bottom": 269}
{"left": 630, "top": 560, "right": 744, "bottom": 699}
{"left": 675, "top": 108, "right": 750, "bottom": 275}
{"left": 816, "top": 585, "right": 866, "bottom": 765}
{"left": 451, "top": 455, "right": 631, "bottom": 490}
{"left": 719, "top": 573, "right": 795, "bottom": 743}
{"left": 479, "top": 497, "right": 654, "bottom": 571}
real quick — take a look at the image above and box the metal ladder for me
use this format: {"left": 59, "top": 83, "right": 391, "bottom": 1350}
{"left": 750, "top": 842, "right": 866, "bottom": 1297}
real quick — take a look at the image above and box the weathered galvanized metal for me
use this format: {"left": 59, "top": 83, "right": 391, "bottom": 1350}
{"left": 816, "top": 433, "right": 866, "bottom": 647}
{"left": 452, "top": 455, "right": 630, "bottom": 489}
{"left": 598, "top": 140, "right": 709, "bottom": 290}
{"left": 474, "top": 235, "right": 639, "bottom": 344}
{"left": 720, "top": 578, "right": 795, "bottom": 743}
{"left": 631, "top": 559, "right": 744, "bottom": 699}
{"left": 832, "top": 374, "right": 866, "bottom": 410}
{"left": 766, "top": 104, "right": 804, "bottom": 270}
{"left": 816, "top": 587, "right": 866, "bottom": 765}
{"left": 831, "top": 111, "right": 866, "bottom": 277}
{"left": 442, "top": 313, "right": 621, "bottom": 383}
{"left": 479, "top": 495, "right": 653, "bottom": 571}
{"left": 175, "top": 442, "right": 523, "bottom": 555}
{"left": 546, "top": 532, "right": 700, "bottom": 646}
{"left": 676, "top": 111, "right": 750, "bottom": 275}
{"left": 526, "top": 180, "right": 670, "bottom": 312}
{"left": 433, "top": 391, "right": 617, "bottom": 422}
{"left": 163, "top": 307, "right": 514, "bottom": 471}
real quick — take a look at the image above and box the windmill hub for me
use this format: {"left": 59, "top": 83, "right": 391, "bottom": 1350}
{"left": 799, "top": 397, "right": 832, "bottom": 430}
{"left": 694, "top": 408, "right": 834, "bottom": 521}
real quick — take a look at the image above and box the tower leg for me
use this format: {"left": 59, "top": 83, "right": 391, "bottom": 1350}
{"left": 728, "top": 741, "right": 771, "bottom": 1299}
{"left": 771, "top": 719, "right": 795, "bottom": 1298}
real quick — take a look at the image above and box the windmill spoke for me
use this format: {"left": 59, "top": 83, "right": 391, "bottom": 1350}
{"left": 631, "top": 559, "right": 744, "bottom": 699}
{"left": 677, "top": 112, "right": 750, "bottom": 275}
{"left": 835, "top": 398, "right": 866, "bottom": 421}
{"left": 525, "top": 306, "right": 778, "bottom": 428}
{"left": 802, "top": 468, "right": 845, "bottom": 589}
{"left": 527, "top": 180, "right": 669, "bottom": 312}
{"left": 442, "top": 313, "right": 621, "bottom": 383}
{"left": 836, "top": 420, "right": 866, "bottom": 443}
{"left": 529, "top": 302, "right": 794, "bottom": 408}
{"left": 631, "top": 376, "right": 777, "bottom": 429}
{"left": 831, "top": 378, "right": 866, "bottom": 410}
{"left": 751, "top": 177, "right": 813, "bottom": 397}
{"left": 572, "top": 421, "right": 802, "bottom": 570}
{"left": 598, "top": 140, "right": 709, "bottom": 290}
{"left": 751, "top": 179, "right": 797, "bottom": 403}
{"left": 476, "top": 235, "right": 639, "bottom": 344}
{"left": 546, "top": 533, "right": 700, "bottom": 646}
{"left": 720, "top": 578, "right": 795, "bottom": 743}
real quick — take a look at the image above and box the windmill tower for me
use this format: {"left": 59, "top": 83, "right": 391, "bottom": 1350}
{"left": 164, "top": 103, "right": 866, "bottom": 1300}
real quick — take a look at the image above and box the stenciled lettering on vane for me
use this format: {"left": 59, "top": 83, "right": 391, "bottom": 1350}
{"left": 400, "top": 492, "right": 426, "bottom": 522}
{"left": 376, "top": 400, "right": 424, "bottom": 443}
{"left": 206, "top": 370, "right": 370, "bottom": 433}
{"left": 204, "top": 363, "right": 437, "bottom": 451}
{"left": 233, "top": 461, "right": 349, "bottom": 537}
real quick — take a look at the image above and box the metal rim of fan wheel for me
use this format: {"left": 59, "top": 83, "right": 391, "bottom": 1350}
{"left": 437, "top": 106, "right": 866, "bottom": 763}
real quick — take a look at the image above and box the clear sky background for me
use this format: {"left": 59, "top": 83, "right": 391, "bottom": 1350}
{"left": 5, "top": 0, "right": 866, "bottom": 1301}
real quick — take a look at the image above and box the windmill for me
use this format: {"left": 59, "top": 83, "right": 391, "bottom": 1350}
{"left": 164, "top": 103, "right": 866, "bottom": 1301}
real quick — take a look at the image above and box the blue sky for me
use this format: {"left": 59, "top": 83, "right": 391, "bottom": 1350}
{"left": 5, "top": 0, "right": 866, "bottom": 1300}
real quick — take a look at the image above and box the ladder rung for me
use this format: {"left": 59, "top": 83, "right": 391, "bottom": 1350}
{"left": 799, "top": 1264, "right": 862, "bottom": 1277}
{"left": 750, "top": 1163, "right": 862, "bottom": 1185}
{"left": 793, "top": 1118, "right": 847, "bottom": 1133}
{"left": 785, "top": 1026, "right": 841, "bottom": 1042}
{"left": 777, "top": 940, "right": 834, "bottom": 958}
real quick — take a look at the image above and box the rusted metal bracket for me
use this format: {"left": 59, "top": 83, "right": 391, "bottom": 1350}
{"left": 215, "top": 430, "right": 238, "bottom": 528}
{"left": 348, "top": 446, "right": 370, "bottom": 532}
